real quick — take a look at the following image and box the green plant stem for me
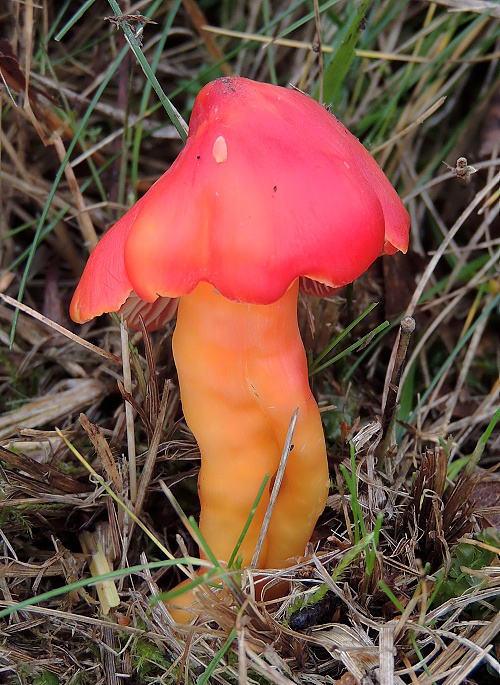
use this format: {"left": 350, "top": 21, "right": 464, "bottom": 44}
{"left": 106, "top": 0, "right": 188, "bottom": 141}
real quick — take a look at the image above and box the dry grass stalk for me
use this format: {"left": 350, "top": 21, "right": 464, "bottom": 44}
{"left": 120, "top": 320, "right": 137, "bottom": 504}
{"left": 79, "top": 413, "right": 123, "bottom": 494}
{"left": 0, "top": 378, "right": 106, "bottom": 439}
{"left": 252, "top": 409, "right": 296, "bottom": 569}
{"left": 0, "top": 292, "right": 121, "bottom": 363}
{"left": 403, "top": 446, "right": 477, "bottom": 571}
{"left": 51, "top": 133, "right": 98, "bottom": 251}
{"left": 431, "top": 0, "right": 500, "bottom": 17}
{"left": 182, "top": 0, "right": 232, "bottom": 77}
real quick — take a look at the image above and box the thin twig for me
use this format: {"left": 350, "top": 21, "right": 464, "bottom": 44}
{"left": 52, "top": 133, "right": 98, "bottom": 251}
{"left": 135, "top": 380, "right": 170, "bottom": 518}
{"left": 202, "top": 25, "right": 431, "bottom": 63}
{"left": 251, "top": 409, "right": 298, "bottom": 569}
{"left": 371, "top": 97, "right": 446, "bottom": 154}
{"left": 313, "top": 0, "right": 323, "bottom": 103}
{"left": 376, "top": 317, "right": 415, "bottom": 467}
{"left": 120, "top": 320, "right": 137, "bottom": 505}
{"left": 0, "top": 292, "right": 121, "bottom": 363}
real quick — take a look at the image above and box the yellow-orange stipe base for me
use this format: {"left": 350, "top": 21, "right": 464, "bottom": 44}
{"left": 168, "top": 280, "right": 329, "bottom": 623}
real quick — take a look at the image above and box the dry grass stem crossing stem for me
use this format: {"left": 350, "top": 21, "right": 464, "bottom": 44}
{"left": 120, "top": 320, "right": 137, "bottom": 504}
{"left": 251, "top": 409, "right": 298, "bottom": 569}
{"left": 376, "top": 316, "right": 415, "bottom": 466}
{"left": 52, "top": 133, "right": 98, "bottom": 251}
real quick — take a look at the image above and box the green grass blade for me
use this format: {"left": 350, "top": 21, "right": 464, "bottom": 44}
{"left": 340, "top": 446, "right": 367, "bottom": 542}
{"left": 44, "top": 0, "right": 73, "bottom": 43}
{"left": 198, "top": 628, "right": 237, "bottom": 685}
{"left": 378, "top": 579, "right": 405, "bottom": 613}
{"left": 131, "top": 0, "right": 183, "bottom": 195}
{"left": 309, "top": 319, "right": 389, "bottom": 376}
{"left": 107, "top": 0, "right": 188, "bottom": 141}
{"left": 465, "top": 405, "right": 500, "bottom": 476}
{"left": 10, "top": 44, "right": 130, "bottom": 347}
{"left": 0, "top": 559, "right": 204, "bottom": 620}
{"left": 409, "top": 290, "right": 500, "bottom": 422}
{"left": 158, "top": 568, "right": 220, "bottom": 603}
{"left": 308, "top": 301, "right": 379, "bottom": 375}
{"left": 319, "top": 0, "right": 371, "bottom": 105}
{"left": 228, "top": 473, "right": 270, "bottom": 569}
{"left": 54, "top": 0, "right": 97, "bottom": 42}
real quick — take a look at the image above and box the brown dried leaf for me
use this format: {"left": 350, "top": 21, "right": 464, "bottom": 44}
{"left": 0, "top": 38, "right": 59, "bottom": 105}
{"left": 404, "top": 447, "right": 477, "bottom": 570}
{"left": 0, "top": 445, "right": 90, "bottom": 494}
{"left": 79, "top": 413, "right": 123, "bottom": 494}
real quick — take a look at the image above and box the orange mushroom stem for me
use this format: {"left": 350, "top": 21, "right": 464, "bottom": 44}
{"left": 174, "top": 280, "right": 329, "bottom": 570}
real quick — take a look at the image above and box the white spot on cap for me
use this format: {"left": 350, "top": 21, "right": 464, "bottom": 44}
{"left": 344, "top": 162, "right": 350, "bottom": 169}
{"left": 212, "top": 136, "right": 227, "bottom": 163}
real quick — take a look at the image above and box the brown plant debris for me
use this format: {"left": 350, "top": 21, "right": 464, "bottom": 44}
{"left": 403, "top": 446, "right": 478, "bottom": 571}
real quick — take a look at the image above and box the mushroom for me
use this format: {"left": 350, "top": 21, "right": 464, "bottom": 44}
{"left": 70, "top": 77, "right": 409, "bottom": 618}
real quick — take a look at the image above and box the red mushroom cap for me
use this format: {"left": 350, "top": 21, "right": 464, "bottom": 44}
{"left": 70, "top": 77, "right": 409, "bottom": 328}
